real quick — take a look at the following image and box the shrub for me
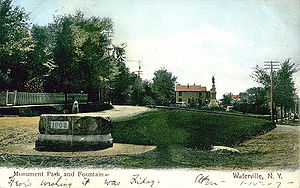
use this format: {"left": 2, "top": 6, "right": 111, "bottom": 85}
{"left": 18, "top": 108, "right": 40, "bottom": 116}
{"left": 112, "top": 110, "right": 275, "bottom": 149}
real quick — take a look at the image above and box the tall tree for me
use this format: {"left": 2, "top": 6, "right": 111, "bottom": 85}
{"left": 152, "top": 68, "right": 177, "bottom": 105}
{"left": 251, "top": 59, "right": 299, "bottom": 118}
{"left": 220, "top": 93, "right": 232, "bottom": 107}
{"left": 233, "top": 87, "right": 270, "bottom": 114}
{"left": 110, "top": 44, "right": 136, "bottom": 104}
{"left": 27, "top": 25, "right": 54, "bottom": 78}
{"left": 25, "top": 25, "right": 55, "bottom": 92}
{"left": 274, "top": 59, "right": 298, "bottom": 118}
{"left": 0, "top": 0, "right": 34, "bottom": 90}
{"left": 45, "top": 12, "right": 119, "bottom": 102}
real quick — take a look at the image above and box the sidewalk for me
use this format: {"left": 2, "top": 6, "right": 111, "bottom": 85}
{"left": 77, "top": 105, "right": 153, "bottom": 119}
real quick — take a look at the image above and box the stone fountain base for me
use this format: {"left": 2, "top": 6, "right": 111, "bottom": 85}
{"left": 35, "top": 134, "right": 113, "bottom": 151}
{"left": 35, "top": 114, "right": 113, "bottom": 151}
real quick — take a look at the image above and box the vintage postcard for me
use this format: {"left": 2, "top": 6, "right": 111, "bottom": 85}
{"left": 0, "top": 0, "right": 299, "bottom": 187}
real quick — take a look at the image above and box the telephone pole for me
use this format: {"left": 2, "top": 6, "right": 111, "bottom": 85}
{"left": 264, "top": 61, "right": 280, "bottom": 122}
{"left": 128, "top": 60, "right": 143, "bottom": 77}
{"left": 136, "top": 61, "right": 143, "bottom": 77}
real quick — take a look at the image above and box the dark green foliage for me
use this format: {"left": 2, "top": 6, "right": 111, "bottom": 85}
{"left": 251, "top": 59, "right": 299, "bottom": 118}
{"left": 220, "top": 93, "right": 232, "bottom": 107}
{"left": 0, "top": 0, "right": 34, "bottom": 90}
{"left": 275, "top": 59, "right": 299, "bottom": 114}
{"left": 233, "top": 87, "right": 270, "bottom": 115}
{"left": 112, "top": 110, "right": 275, "bottom": 149}
{"left": 26, "top": 25, "right": 54, "bottom": 85}
{"left": 24, "top": 77, "right": 44, "bottom": 93}
{"left": 152, "top": 68, "right": 177, "bottom": 105}
{"left": 18, "top": 108, "right": 40, "bottom": 116}
{"left": 45, "top": 12, "right": 129, "bottom": 103}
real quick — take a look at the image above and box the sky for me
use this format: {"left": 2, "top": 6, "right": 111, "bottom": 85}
{"left": 12, "top": 0, "right": 300, "bottom": 99}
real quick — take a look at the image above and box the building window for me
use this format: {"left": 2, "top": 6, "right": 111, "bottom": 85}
{"left": 179, "top": 91, "right": 182, "bottom": 96}
{"left": 179, "top": 98, "right": 182, "bottom": 102}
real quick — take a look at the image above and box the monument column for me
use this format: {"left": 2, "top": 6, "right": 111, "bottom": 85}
{"left": 208, "top": 76, "right": 219, "bottom": 108}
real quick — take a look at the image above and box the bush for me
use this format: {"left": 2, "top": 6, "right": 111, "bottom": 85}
{"left": 112, "top": 110, "right": 275, "bottom": 149}
{"left": 18, "top": 108, "right": 40, "bottom": 116}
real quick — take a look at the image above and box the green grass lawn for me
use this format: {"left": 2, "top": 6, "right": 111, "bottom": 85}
{"left": 113, "top": 145, "right": 270, "bottom": 169}
{"left": 1, "top": 109, "right": 282, "bottom": 169}
{"left": 112, "top": 110, "right": 275, "bottom": 149}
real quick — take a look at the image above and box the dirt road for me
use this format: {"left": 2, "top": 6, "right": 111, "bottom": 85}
{"left": 235, "top": 124, "right": 299, "bottom": 169}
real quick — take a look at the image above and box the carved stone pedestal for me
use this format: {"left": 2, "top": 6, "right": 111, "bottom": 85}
{"left": 35, "top": 114, "right": 113, "bottom": 151}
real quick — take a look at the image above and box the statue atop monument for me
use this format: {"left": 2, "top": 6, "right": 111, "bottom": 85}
{"left": 208, "top": 76, "right": 219, "bottom": 108}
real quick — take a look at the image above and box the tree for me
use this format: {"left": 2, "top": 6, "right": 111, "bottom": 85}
{"left": 0, "top": 0, "right": 34, "bottom": 90}
{"left": 251, "top": 58, "right": 299, "bottom": 118}
{"left": 110, "top": 44, "right": 136, "bottom": 104}
{"left": 44, "top": 11, "right": 120, "bottom": 103}
{"left": 152, "top": 68, "right": 177, "bottom": 105}
{"left": 25, "top": 25, "right": 55, "bottom": 92}
{"left": 220, "top": 93, "right": 232, "bottom": 107}
{"left": 233, "top": 87, "right": 270, "bottom": 114}
{"left": 275, "top": 59, "right": 299, "bottom": 119}
{"left": 27, "top": 25, "right": 54, "bottom": 77}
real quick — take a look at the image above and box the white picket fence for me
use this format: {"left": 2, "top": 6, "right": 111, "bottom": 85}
{"left": 0, "top": 91, "right": 88, "bottom": 106}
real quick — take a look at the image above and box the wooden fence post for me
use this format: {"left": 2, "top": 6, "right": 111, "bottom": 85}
{"left": 13, "top": 90, "right": 17, "bottom": 105}
{"left": 5, "top": 90, "right": 8, "bottom": 106}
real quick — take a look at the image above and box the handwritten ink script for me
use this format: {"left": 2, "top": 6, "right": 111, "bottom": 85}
{"left": 130, "top": 174, "right": 160, "bottom": 187}
{"left": 4, "top": 170, "right": 298, "bottom": 188}
{"left": 8, "top": 175, "right": 32, "bottom": 187}
{"left": 195, "top": 174, "right": 225, "bottom": 186}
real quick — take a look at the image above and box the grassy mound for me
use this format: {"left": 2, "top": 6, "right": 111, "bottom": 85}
{"left": 112, "top": 110, "right": 275, "bottom": 149}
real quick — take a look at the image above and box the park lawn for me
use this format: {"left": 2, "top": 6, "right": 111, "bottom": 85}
{"left": 112, "top": 110, "right": 275, "bottom": 149}
{"left": 112, "top": 126, "right": 299, "bottom": 169}
{"left": 2, "top": 109, "right": 290, "bottom": 169}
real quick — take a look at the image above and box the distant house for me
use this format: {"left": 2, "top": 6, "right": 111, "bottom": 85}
{"left": 175, "top": 84, "right": 210, "bottom": 106}
{"left": 231, "top": 94, "right": 241, "bottom": 102}
{"left": 231, "top": 95, "right": 240, "bottom": 99}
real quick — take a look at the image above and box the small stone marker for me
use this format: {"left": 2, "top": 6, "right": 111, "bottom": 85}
{"left": 211, "top": 146, "right": 240, "bottom": 153}
{"left": 35, "top": 114, "right": 113, "bottom": 151}
{"left": 72, "top": 100, "right": 79, "bottom": 113}
{"left": 226, "top": 106, "right": 233, "bottom": 112}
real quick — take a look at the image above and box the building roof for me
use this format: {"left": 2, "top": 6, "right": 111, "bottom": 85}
{"left": 175, "top": 84, "right": 207, "bottom": 92}
{"left": 231, "top": 95, "right": 240, "bottom": 99}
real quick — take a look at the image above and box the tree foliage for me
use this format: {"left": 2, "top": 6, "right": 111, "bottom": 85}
{"left": 251, "top": 59, "right": 299, "bottom": 116}
{"left": 0, "top": 0, "right": 34, "bottom": 90}
{"left": 152, "top": 68, "right": 177, "bottom": 105}
{"left": 233, "top": 87, "right": 270, "bottom": 114}
{"left": 275, "top": 59, "right": 298, "bottom": 111}
{"left": 220, "top": 93, "right": 232, "bottom": 107}
{"left": 0, "top": 3, "right": 180, "bottom": 106}
{"left": 41, "top": 11, "right": 123, "bottom": 102}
